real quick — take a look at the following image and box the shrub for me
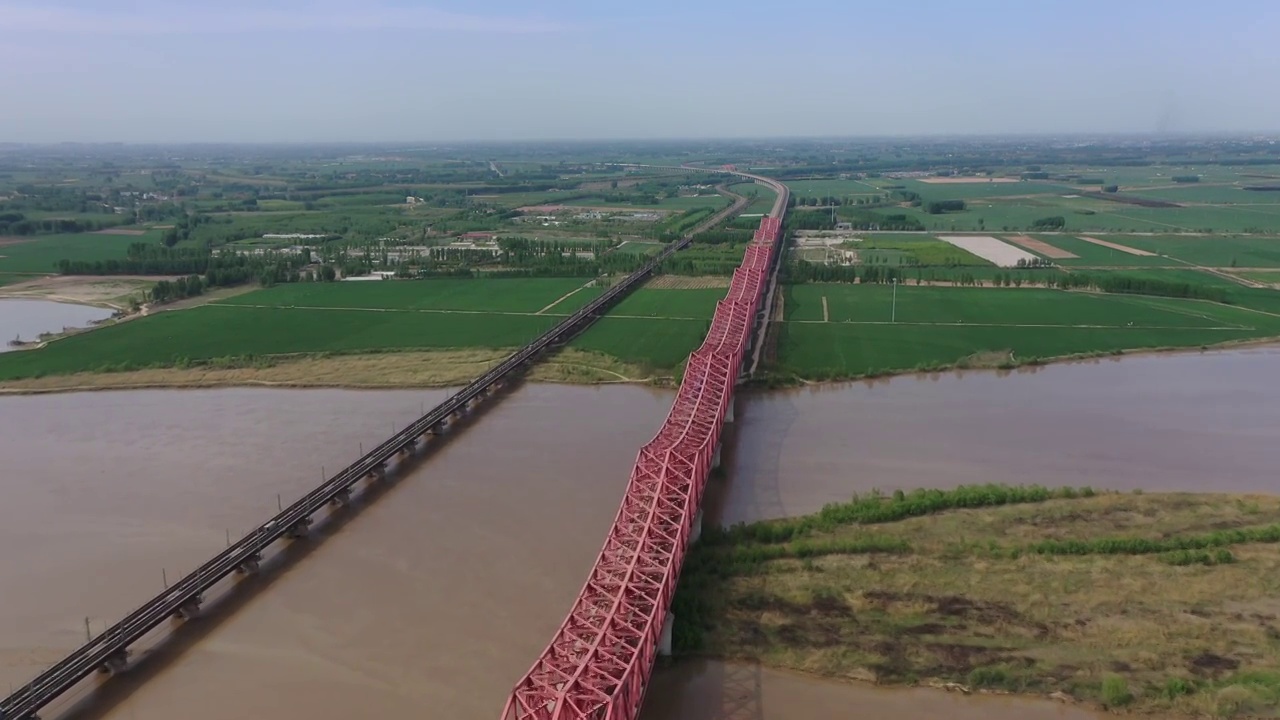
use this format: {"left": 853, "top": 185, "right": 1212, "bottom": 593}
{"left": 1102, "top": 675, "right": 1133, "bottom": 707}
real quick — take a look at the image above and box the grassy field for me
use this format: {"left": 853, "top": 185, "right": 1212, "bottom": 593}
{"left": 1101, "top": 235, "right": 1280, "bottom": 268}
{"left": 785, "top": 179, "right": 891, "bottom": 197}
{"left": 571, "top": 316, "right": 708, "bottom": 371}
{"left": 606, "top": 287, "right": 726, "bottom": 319}
{"left": 0, "top": 232, "right": 157, "bottom": 273}
{"left": 775, "top": 283, "right": 1280, "bottom": 379}
{"left": 217, "top": 277, "right": 599, "bottom": 314}
{"left": 0, "top": 305, "right": 560, "bottom": 380}
{"left": 842, "top": 177, "right": 1280, "bottom": 233}
{"left": 0, "top": 279, "right": 725, "bottom": 383}
{"left": 675, "top": 487, "right": 1280, "bottom": 718}
{"left": 613, "top": 241, "right": 665, "bottom": 256}
{"left": 729, "top": 181, "right": 778, "bottom": 215}
{"left": 850, "top": 236, "right": 991, "bottom": 267}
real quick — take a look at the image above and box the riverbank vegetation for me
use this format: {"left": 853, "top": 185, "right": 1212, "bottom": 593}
{"left": 672, "top": 486, "right": 1280, "bottom": 718}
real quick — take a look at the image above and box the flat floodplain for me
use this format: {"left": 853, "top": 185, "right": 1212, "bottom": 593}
{"left": 777, "top": 283, "right": 1280, "bottom": 378}
{"left": 0, "top": 305, "right": 561, "bottom": 380}
{"left": 0, "top": 232, "right": 158, "bottom": 273}
{"left": 216, "top": 277, "right": 601, "bottom": 314}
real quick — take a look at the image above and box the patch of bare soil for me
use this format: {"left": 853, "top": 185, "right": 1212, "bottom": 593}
{"left": 0, "top": 348, "right": 654, "bottom": 394}
{"left": 0, "top": 237, "right": 36, "bottom": 248}
{"left": 644, "top": 275, "right": 732, "bottom": 290}
{"left": 0, "top": 275, "right": 159, "bottom": 308}
{"left": 1005, "top": 235, "right": 1078, "bottom": 259}
{"left": 1077, "top": 236, "right": 1156, "bottom": 256}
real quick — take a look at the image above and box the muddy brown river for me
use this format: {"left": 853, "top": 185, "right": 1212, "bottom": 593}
{"left": 5, "top": 348, "right": 1277, "bottom": 718}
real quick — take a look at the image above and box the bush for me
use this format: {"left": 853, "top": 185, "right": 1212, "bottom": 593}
{"left": 1102, "top": 675, "right": 1133, "bottom": 707}
{"left": 1161, "top": 677, "right": 1195, "bottom": 700}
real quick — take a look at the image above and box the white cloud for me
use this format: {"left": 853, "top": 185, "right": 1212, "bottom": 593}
{"left": 0, "top": 1, "right": 571, "bottom": 35}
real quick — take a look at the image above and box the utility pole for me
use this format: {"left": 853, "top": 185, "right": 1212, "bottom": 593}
{"left": 892, "top": 278, "right": 898, "bottom": 323}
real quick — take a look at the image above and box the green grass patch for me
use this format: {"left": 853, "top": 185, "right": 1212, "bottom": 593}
{"left": 0, "top": 232, "right": 158, "bottom": 273}
{"left": 571, "top": 316, "right": 709, "bottom": 371}
{"left": 0, "top": 305, "right": 559, "bottom": 380}
{"left": 216, "top": 278, "right": 598, "bottom": 314}
{"left": 608, "top": 287, "right": 726, "bottom": 319}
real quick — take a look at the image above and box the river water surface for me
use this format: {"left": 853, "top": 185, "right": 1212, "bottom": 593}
{"left": 0, "top": 299, "right": 114, "bottom": 351}
{"left": 4, "top": 348, "right": 1277, "bottom": 718}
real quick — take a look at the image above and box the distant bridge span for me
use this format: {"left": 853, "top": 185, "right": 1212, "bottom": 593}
{"left": 501, "top": 171, "right": 789, "bottom": 720}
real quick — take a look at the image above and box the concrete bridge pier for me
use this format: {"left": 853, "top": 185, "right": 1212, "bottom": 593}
{"left": 97, "top": 648, "right": 129, "bottom": 675}
{"left": 173, "top": 596, "right": 202, "bottom": 621}
{"left": 287, "top": 517, "right": 312, "bottom": 539}
{"left": 725, "top": 394, "right": 735, "bottom": 423}
{"left": 712, "top": 442, "right": 722, "bottom": 469}
{"left": 329, "top": 488, "right": 351, "bottom": 507}
{"left": 236, "top": 553, "right": 262, "bottom": 574}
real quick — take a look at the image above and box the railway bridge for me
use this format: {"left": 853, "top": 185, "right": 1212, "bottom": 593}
{"left": 501, "top": 179, "right": 789, "bottom": 720}
{"left": 0, "top": 162, "right": 788, "bottom": 717}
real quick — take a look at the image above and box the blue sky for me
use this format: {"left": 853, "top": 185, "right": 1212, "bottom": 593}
{"left": 0, "top": 0, "right": 1277, "bottom": 142}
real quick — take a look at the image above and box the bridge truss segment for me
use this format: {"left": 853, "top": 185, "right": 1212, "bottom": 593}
{"left": 501, "top": 206, "right": 785, "bottom": 720}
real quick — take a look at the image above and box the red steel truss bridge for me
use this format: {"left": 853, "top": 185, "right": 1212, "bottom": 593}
{"left": 501, "top": 177, "right": 789, "bottom": 720}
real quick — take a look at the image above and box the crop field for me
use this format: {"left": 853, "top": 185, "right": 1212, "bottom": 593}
{"left": 607, "top": 287, "right": 726, "bottom": 319}
{"left": 1101, "top": 235, "right": 1280, "bottom": 268}
{"left": 571, "top": 317, "right": 709, "bottom": 371}
{"left": 784, "top": 179, "right": 891, "bottom": 197}
{"left": 216, "top": 278, "right": 600, "bottom": 314}
{"left": 0, "top": 232, "right": 157, "bottom": 273}
{"left": 0, "top": 306, "right": 561, "bottom": 381}
{"left": 612, "top": 241, "right": 665, "bottom": 256}
{"left": 848, "top": 236, "right": 991, "bottom": 267}
{"left": 729, "top": 182, "right": 778, "bottom": 214}
{"left": 776, "top": 283, "right": 1280, "bottom": 378}
{"left": 1016, "top": 235, "right": 1172, "bottom": 267}
{"left": 786, "top": 284, "right": 1265, "bottom": 328}
{"left": 861, "top": 176, "right": 1280, "bottom": 233}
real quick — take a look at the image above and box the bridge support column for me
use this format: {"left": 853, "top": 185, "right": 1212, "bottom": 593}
{"left": 690, "top": 509, "right": 703, "bottom": 545}
{"left": 236, "top": 553, "right": 262, "bottom": 574}
{"left": 330, "top": 488, "right": 351, "bottom": 506}
{"left": 725, "top": 395, "right": 735, "bottom": 423}
{"left": 287, "top": 517, "right": 311, "bottom": 539}
{"left": 658, "top": 611, "right": 675, "bottom": 657}
{"left": 712, "top": 442, "right": 722, "bottom": 469}
{"left": 174, "top": 595, "right": 203, "bottom": 621}
{"left": 98, "top": 648, "right": 130, "bottom": 674}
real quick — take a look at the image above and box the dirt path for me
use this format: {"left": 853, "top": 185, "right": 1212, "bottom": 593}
{"left": 536, "top": 279, "right": 595, "bottom": 314}
{"left": 1077, "top": 236, "right": 1155, "bottom": 256}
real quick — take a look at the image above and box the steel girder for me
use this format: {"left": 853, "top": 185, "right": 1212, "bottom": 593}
{"left": 501, "top": 214, "right": 784, "bottom": 720}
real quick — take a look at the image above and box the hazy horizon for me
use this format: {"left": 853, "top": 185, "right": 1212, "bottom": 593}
{"left": 2, "top": 0, "right": 1278, "bottom": 143}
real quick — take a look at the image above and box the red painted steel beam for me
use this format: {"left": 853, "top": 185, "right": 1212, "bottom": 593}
{"left": 502, "top": 205, "right": 787, "bottom": 720}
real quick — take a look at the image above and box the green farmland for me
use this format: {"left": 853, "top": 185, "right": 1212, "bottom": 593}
{"left": 775, "top": 283, "right": 1280, "bottom": 380}
{"left": 0, "top": 232, "right": 158, "bottom": 274}
{"left": 0, "top": 280, "right": 726, "bottom": 383}
{"left": 572, "top": 317, "right": 709, "bottom": 371}
{"left": 0, "top": 305, "right": 560, "bottom": 380}
{"left": 216, "top": 277, "right": 600, "bottom": 314}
